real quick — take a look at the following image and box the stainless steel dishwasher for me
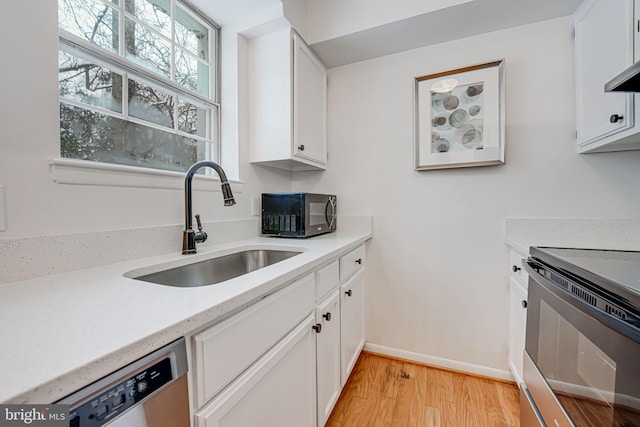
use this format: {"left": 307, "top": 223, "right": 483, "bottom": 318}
{"left": 57, "top": 338, "right": 190, "bottom": 427}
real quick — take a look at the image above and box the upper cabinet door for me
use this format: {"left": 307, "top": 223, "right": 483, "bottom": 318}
{"left": 293, "top": 33, "right": 328, "bottom": 165}
{"left": 575, "top": 0, "right": 636, "bottom": 150}
{"left": 248, "top": 28, "right": 328, "bottom": 171}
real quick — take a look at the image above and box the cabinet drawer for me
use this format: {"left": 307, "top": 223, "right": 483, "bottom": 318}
{"left": 509, "top": 249, "right": 528, "bottom": 286}
{"left": 193, "top": 274, "right": 315, "bottom": 407}
{"left": 316, "top": 260, "right": 339, "bottom": 301}
{"left": 340, "top": 245, "right": 365, "bottom": 282}
{"left": 195, "top": 315, "right": 317, "bottom": 427}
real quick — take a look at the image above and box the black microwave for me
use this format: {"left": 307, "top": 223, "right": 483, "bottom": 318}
{"left": 262, "top": 193, "right": 336, "bottom": 238}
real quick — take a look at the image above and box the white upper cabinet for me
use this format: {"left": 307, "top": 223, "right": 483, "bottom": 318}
{"left": 294, "top": 35, "right": 328, "bottom": 166}
{"left": 249, "top": 27, "right": 328, "bottom": 171}
{"left": 575, "top": 0, "right": 640, "bottom": 152}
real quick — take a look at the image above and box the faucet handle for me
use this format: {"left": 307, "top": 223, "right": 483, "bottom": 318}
{"left": 194, "top": 214, "right": 208, "bottom": 244}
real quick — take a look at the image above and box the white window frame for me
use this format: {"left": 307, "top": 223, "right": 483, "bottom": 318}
{"left": 53, "top": 0, "right": 236, "bottom": 190}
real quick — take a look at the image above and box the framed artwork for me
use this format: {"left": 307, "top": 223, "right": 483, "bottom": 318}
{"left": 414, "top": 60, "right": 505, "bottom": 170}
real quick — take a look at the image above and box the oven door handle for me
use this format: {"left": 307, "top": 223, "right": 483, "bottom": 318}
{"left": 524, "top": 259, "right": 640, "bottom": 344}
{"left": 522, "top": 260, "right": 541, "bottom": 283}
{"left": 523, "top": 260, "right": 584, "bottom": 308}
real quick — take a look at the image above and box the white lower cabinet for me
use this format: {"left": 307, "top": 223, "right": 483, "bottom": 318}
{"left": 195, "top": 315, "right": 317, "bottom": 427}
{"left": 340, "top": 268, "right": 365, "bottom": 385}
{"left": 339, "top": 245, "right": 365, "bottom": 283}
{"left": 508, "top": 277, "right": 528, "bottom": 386}
{"left": 507, "top": 248, "right": 528, "bottom": 387}
{"left": 315, "top": 290, "right": 341, "bottom": 427}
{"left": 192, "top": 274, "right": 315, "bottom": 407}
{"left": 190, "top": 245, "right": 368, "bottom": 427}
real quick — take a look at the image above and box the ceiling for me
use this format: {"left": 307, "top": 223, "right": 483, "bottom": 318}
{"left": 309, "top": 0, "right": 585, "bottom": 67}
{"left": 190, "top": 0, "right": 584, "bottom": 67}
{"left": 191, "top": 0, "right": 282, "bottom": 25}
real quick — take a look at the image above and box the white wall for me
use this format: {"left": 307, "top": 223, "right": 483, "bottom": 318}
{"left": 294, "top": 16, "right": 640, "bottom": 372}
{"left": 0, "top": 0, "right": 291, "bottom": 239}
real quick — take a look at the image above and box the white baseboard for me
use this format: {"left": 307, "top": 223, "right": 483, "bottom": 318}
{"left": 364, "top": 343, "right": 514, "bottom": 382}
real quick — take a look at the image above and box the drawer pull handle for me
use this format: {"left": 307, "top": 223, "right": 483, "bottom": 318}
{"left": 355, "top": 258, "right": 362, "bottom": 265}
{"left": 323, "top": 312, "right": 332, "bottom": 321}
{"left": 298, "top": 144, "right": 305, "bottom": 151}
{"left": 610, "top": 114, "right": 624, "bottom": 123}
{"left": 512, "top": 265, "right": 521, "bottom": 273}
{"left": 345, "top": 290, "right": 352, "bottom": 297}
{"left": 312, "top": 323, "right": 322, "bottom": 333}
{"left": 522, "top": 300, "right": 528, "bottom": 309}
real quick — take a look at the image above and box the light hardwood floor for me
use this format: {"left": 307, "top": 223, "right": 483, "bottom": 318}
{"left": 327, "top": 352, "right": 520, "bottom": 427}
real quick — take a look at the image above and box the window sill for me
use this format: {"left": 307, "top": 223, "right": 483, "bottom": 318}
{"left": 48, "top": 158, "right": 244, "bottom": 193}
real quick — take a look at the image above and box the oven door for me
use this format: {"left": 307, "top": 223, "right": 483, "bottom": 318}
{"left": 523, "top": 260, "right": 640, "bottom": 427}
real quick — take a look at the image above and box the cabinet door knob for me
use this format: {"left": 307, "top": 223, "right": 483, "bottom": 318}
{"left": 298, "top": 144, "right": 305, "bottom": 151}
{"left": 512, "top": 265, "right": 521, "bottom": 273}
{"left": 345, "top": 290, "right": 352, "bottom": 297}
{"left": 312, "top": 323, "right": 322, "bottom": 333}
{"left": 323, "top": 312, "right": 332, "bottom": 321}
{"left": 610, "top": 114, "right": 624, "bottom": 123}
{"left": 355, "top": 258, "right": 362, "bottom": 265}
{"left": 522, "top": 300, "right": 528, "bottom": 309}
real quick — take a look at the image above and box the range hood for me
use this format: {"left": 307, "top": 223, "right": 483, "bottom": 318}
{"left": 605, "top": 61, "right": 640, "bottom": 92}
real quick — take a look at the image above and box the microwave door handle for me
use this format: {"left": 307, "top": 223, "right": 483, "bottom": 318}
{"left": 324, "top": 200, "right": 332, "bottom": 227}
{"left": 325, "top": 198, "right": 336, "bottom": 229}
{"left": 330, "top": 198, "right": 336, "bottom": 228}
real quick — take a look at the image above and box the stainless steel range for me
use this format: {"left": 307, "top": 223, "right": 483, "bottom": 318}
{"left": 521, "top": 247, "right": 640, "bottom": 427}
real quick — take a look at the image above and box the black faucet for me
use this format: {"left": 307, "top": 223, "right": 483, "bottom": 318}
{"left": 182, "top": 160, "right": 236, "bottom": 255}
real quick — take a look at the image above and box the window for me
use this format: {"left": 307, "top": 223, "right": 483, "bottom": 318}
{"left": 57, "top": 0, "right": 220, "bottom": 173}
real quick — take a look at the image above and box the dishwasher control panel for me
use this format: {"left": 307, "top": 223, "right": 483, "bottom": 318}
{"left": 69, "top": 357, "right": 174, "bottom": 427}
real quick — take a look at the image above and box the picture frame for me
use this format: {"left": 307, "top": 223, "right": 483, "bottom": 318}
{"left": 414, "top": 59, "right": 505, "bottom": 170}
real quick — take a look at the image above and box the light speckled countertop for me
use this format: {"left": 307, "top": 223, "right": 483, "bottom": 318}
{"left": 505, "top": 218, "right": 640, "bottom": 255}
{"left": 0, "top": 223, "right": 372, "bottom": 404}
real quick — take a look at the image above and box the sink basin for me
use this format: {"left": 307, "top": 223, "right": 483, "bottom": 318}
{"left": 133, "top": 249, "right": 302, "bottom": 287}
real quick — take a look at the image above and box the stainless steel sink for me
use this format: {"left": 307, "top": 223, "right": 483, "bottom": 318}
{"left": 133, "top": 249, "right": 302, "bottom": 287}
